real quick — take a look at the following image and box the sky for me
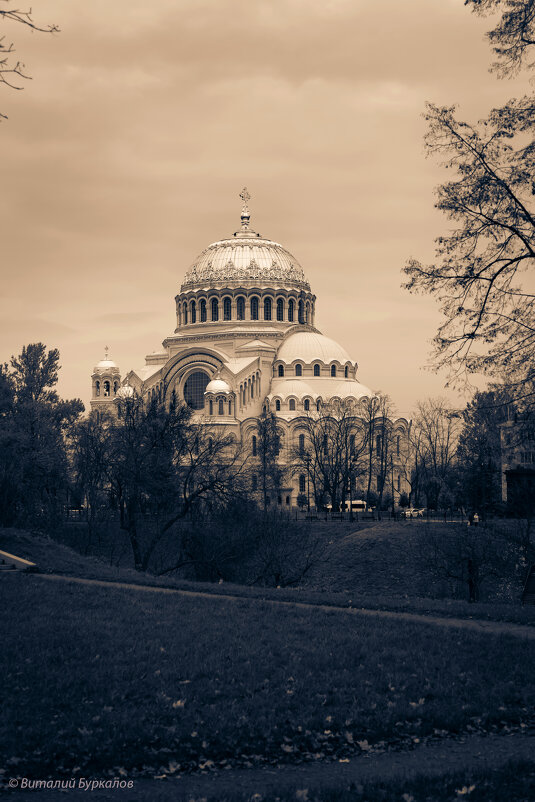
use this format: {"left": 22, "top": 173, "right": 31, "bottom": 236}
{"left": 0, "top": 0, "right": 530, "bottom": 415}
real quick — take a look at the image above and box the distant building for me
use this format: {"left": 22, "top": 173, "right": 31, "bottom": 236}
{"left": 91, "top": 190, "right": 410, "bottom": 507}
{"left": 500, "top": 410, "right": 535, "bottom": 513}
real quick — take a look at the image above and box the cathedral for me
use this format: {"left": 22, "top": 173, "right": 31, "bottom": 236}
{"left": 91, "top": 190, "right": 409, "bottom": 507}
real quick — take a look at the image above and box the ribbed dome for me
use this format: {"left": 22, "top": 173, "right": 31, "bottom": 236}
{"left": 277, "top": 331, "right": 354, "bottom": 366}
{"left": 181, "top": 233, "right": 310, "bottom": 292}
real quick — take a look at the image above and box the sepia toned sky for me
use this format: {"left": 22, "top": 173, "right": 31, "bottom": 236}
{"left": 0, "top": 0, "right": 530, "bottom": 414}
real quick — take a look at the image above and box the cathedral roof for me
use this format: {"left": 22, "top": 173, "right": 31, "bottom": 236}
{"left": 180, "top": 189, "right": 310, "bottom": 293}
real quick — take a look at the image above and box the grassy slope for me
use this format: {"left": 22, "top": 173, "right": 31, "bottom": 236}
{"left": 2, "top": 526, "right": 535, "bottom": 626}
{"left": 2, "top": 573, "right": 535, "bottom": 778}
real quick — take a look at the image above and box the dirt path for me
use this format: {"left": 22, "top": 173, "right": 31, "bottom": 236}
{"left": 4, "top": 732, "right": 534, "bottom": 800}
{"left": 26, "top": 572, "right": 535, "bottom": 640}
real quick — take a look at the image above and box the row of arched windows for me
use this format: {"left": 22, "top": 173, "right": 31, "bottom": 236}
{"left": 94, "top": 379, "right": 119, "bottom": 398}
{"left": 273, "top": 397, "right": 318, "bottom": 412}
{"left": 240, "top": 372, "right": 260, "bottom": 407}
{"left": 179, "top": 294, "right": 314, "bottom": 326}
{"left": 275, "top": 364, "right": 350, "bottom": 378}
{"left": 208, "top": 397, "right": 233, "bottom": 416}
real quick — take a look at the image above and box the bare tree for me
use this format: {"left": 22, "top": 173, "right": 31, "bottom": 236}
{"left": 1, "top": 3, "right": 59, "bottom": 119}
{"left": 404, "top": 1, "right": 535, "bottom": 395}
{"left": 466, "top": 0, "right": 535, "bottom": 77}
{"left": 410, "top": 398, "right": 461, "bottom": 510}
{"left": 290, "top": 399, "right": 368, "bottom": 511}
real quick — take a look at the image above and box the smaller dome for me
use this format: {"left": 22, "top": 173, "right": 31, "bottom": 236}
{"left": 96, "top": 359, "right": 117, "bottom": 369}
{"left": 205, "top": 378, "right": 231, "bottom": 395}
{"left": 277, "top": 332, "right": 354, "bottom": 366}
{"left": 116, "top": 385, "right": 135, "bottom": 399}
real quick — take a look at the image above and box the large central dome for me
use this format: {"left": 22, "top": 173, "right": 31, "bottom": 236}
{"left": 181, "top": 236, "right": 310, "bottom": 292}
{"left": 180, "top": 193, "right": 310, "bottom": 292}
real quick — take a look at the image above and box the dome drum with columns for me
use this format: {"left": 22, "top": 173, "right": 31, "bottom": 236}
{"left": 90, "top": 190, "right": 409, "bottom": 505}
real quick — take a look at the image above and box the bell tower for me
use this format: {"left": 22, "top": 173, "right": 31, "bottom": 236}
{"left": 90, "top": 346, "right": 121, "bottom": 419}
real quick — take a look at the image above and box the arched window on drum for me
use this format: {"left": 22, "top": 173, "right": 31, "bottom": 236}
{"left": 288, "top": 299, "right": 295, "bottom": 322}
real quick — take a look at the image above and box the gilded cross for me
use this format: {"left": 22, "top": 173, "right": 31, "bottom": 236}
{"left": 104, "top": 345, "right": 109, "bottom": 360}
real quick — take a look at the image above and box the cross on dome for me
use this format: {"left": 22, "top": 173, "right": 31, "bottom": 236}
{"left": 240, "top": 187, "right": 251, "bottom": 230}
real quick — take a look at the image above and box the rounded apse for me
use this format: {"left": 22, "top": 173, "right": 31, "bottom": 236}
{"left": 183, "top": 371, "right": 209, "bottom": 409}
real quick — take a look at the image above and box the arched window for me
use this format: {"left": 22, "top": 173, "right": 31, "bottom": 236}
{"left": 323, "top": 434, "right": 328, "bottom": 454}
{"left": 288, "top": 299, "right": 295, "bottom": 322}
{"left": 190, "top": 300, "right": 196, "bottom": 323}
{"left": 252, "top": 375, "right": 255, "bottom": 397}
{"left": 252, "top": 474, "right": 258, "bottom": 491}
{"left": 299, "top": 433, "right": 305, "bottom": 453}
{"left": 276, "top": 298, "right": 284, "bottom": 321}
{"left": 299, "top": 474, "right": 306, "bottom": 493}
{"left": 304, "top": 399, "right": 310, "bottom": 411}
{"left": 104, "top": 381, "right": 110, "bottom": 397}
{"left": 350, "top": 434, "right": 355, "bottom": 454}
{"left": 278, "top": 364, "right": 284, "bottom": 377}
{"left": 209, "top": 400, "right": 213, "bottom": 415}
{"left": 305, "top": 302, "right": 310, "bottom": 323}
{"left": 252, "top": 435, "right": 257, "bottom": 456}
{"left": 250, "top": 297, "right": 259, "bottom": 320}
{"left": 218, "top": 399, "right": 224, "bottom": 415}
{"left": 95, "top": 380, "right": 100, "bottom": 397}
{"left": 200, "top": 299, "right": 207, "bottom": 322}
{"left": 295, "top": 364, "right": 302, "bottom": 376}
{"left": 314, "top": 364, "right": 320, "bottom": 377}
{"left": 275, "top": 399, "right": 281, "bottom": 411}
{"left": 184, "top": 371, "right": 210, "bottom": 409}
{"left": 113, "top": 381, "right": 118, "bottom": 395}
{"left": 397, "top": 435, "right": 401, "bottom": 456}
{"left": 183, "top": 302, "right": 188, "bottom": 325}
{"left": 228, "top": 399, "right": 232, "bottom": 415}
{"left": 211, "top": 298, "right": 219, "bottom": 321}
{"left": 237, "top": 296, "right": 245, "bottom": 320}
{"left": 316, "top": 399, "right": 321, "bottom": 412}
{"left": 331, "top": 365, "right": 337, "bottom": 377}
{"left": 223, "top": 297, "right": 232, "bottom": 321}
{"left": 289, "top": 399, "right": 296, "bottom": 411}
{"left": 264, "top": 297, "right": 272, "bottom": 321}
{"left": 344, "top": 365, "right": 349, "bottom": 378}
{"left": 298, "top": 299, "right": 305, "bottom": 324}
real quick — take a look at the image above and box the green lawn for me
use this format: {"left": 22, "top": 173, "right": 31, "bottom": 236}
{"left": 2, "top": 573, "right": 535, "bottom": 779}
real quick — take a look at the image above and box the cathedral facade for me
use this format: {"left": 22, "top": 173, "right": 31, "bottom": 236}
{"left": 91, "top": 191, "right": 409, "bottom": 507}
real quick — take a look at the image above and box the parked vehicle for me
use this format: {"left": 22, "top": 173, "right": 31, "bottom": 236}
{"left": 403, "top": 508, "right": 425, "bottom": 518}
